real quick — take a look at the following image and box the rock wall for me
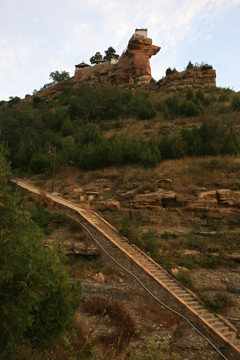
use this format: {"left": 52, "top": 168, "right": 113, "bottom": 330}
{"left": 158, "top": 65, "right": 216, "bottom": 91}
{"left": 74, "top": 62, "right": 116, "bottom": 85}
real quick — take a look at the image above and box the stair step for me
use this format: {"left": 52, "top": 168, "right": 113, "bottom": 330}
{"left": 221, "top": 331, "right": 236, "bottom": 340}
{"left": 213, "top": 324, "right": 229, "bottom": 331}
{"left": 232, "top": 339, "right": 240, "bottom": 346}
{"left": 189, "top": 304, "right": 205, "bottom": 310}
{"left": 164, "top": 281, "right": 177, "bottom": 285}
{"left": 179, "top": 295, "right": 193, "bottom": 299}
{"left": 199, "top": 312, "right": 216, "bottom": 319}
{"left": 185, "top": 300, "right": 199, "bottom": 305}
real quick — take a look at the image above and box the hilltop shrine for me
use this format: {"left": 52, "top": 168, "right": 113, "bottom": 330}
{"left": 74, "top": 28, "right": 160, "bottom": 87}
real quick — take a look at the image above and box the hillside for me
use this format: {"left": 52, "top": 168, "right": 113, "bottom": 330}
{"left": 1, "top": 81, "right": 240, "bottom": 359}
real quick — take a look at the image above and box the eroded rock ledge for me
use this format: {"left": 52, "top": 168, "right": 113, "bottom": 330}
{"left": 158, "top": 65, "right": 216, "bottom": 91}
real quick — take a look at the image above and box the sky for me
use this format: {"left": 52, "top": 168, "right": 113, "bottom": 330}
{"left": 1, "top": 0, "right": 240, "bottom": 101}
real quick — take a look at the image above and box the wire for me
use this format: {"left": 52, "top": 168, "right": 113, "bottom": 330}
{"left": 54, "top": 205, "right": 230, "bottom": 360}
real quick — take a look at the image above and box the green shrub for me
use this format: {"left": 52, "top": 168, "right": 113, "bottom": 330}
{"left": 181, "top": 100, "right": 199, "bottom": 117}
{"left": 200, "top": 291, "right": 236, "bottom": 313}
{"left": 218, "top": 92, "right": 229, "bottom": 102}
{"left": 129, "top": 338, "right": 180, "bottom": 360}
{"left": 29, "top": 152, "right": 53, "bottom": 174}
{"left": 186, "top": 88, "right": 194, "bottom": 101}
{"left": 137, "top": 101, "right": 156, "bottom": 120}
{"left": 175, "top": 269, "right": 195, "bottom": 289}
{"left": 30, "top": 204, "right": 53, "bottom": 232}
{"left": 142, "top": 229, "right": 158, "bottom": 257}
{"left": 196, "top": 89, "right": 205, "bottom": 102}
{"left": 231, "top": 96, "right": 240, "bottom": 111}
{"left": 186, "top": 61, "right": 194, "bottom": 70}
{"left": 166, "top": 67, "right": 177, "bottom": 76}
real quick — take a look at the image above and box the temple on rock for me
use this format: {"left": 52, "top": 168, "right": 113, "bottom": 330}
{"left": 74, "top": 29, "right": 160, "bottom": 87}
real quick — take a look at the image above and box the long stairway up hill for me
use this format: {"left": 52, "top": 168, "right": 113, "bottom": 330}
{"left": 12, "top": 178, "right": 240, "bottom": 360}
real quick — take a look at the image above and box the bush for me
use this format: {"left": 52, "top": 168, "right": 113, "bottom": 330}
{"left": 196, "top": 89, "right": 205, "bottom": 102}
{"left": 218, "top": 92, "right": 229, "bottom": 103}
{"left": 140, "top": 145, "right": 161, "bottom": 168}
{"left": 181, "top": 100, "right": 199, "bottom": 117}
{"left": 137, "top": 101, "right": 156, "bottom": 120}
{"left": 175, "top": 269, "right": 195, "bottom": 290}
{"left": 231, "top": 96, "right": 240, "bottom": 111}
{"left": 142, "top": 229, "right": 158, "bottom": 257}
{"left": 166, "top": 67, "right": 177, "bottom": 76}
{"left": 129, "top": 338, "right": 180, "bottom": 360}
{"left": 200, "top": 291, "right": 236, "bottom": 313}
{"left": 186, "top": 61, "right": 194, "bottom": 70}
{"left": 29, "top": 152, "right": 53, "bottom": 174}
{"left": 29, "top": 204, "right": 53, "bottom": 233}
{"left": 186, "top": 88, "right": 194, "bottom": 101}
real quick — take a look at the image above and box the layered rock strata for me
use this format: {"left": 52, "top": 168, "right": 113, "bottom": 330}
{"left": 158, "top": 66, "right": 216, "bottom": 91}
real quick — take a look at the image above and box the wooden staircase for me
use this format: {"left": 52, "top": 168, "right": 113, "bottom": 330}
{"left": 12, "top": 179, "right": 240, "bottom": 358}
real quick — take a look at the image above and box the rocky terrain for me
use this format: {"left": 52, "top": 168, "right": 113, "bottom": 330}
{"left": 158, "top": 65, "right": 216, "bottom": 91}
{"left": 45, "top": 222, "right": 224, "bottom": 359}
{"left": 22, "top": 154, "right": 240, "bottom": 358}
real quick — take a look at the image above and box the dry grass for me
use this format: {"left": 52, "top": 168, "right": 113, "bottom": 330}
{"left": 83, "top": 298, "right": 138, "bottom": 351}
{"left": 41, "top": 154, "right": 240, "bottom": 201}
{"left": 135, "top": 295, "right": 184, "bottom": 330}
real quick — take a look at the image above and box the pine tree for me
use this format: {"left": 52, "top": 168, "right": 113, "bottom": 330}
{"left": 0, "top": 146, "right": 82, "bottom": 356}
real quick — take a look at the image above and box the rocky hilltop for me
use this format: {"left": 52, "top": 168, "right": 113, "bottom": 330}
{"left": 30, "top": 28, "right": 217, "bottom": 101}
{"left": 74, "top": 29, "right": 160, "bottom": 87}
{"left": 158, "top": 65, "right": 216, "bottom": 91}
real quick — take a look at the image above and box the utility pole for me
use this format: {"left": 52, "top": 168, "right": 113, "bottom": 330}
{"left": 51, "top": 146, "right": 56, "bottom": 193}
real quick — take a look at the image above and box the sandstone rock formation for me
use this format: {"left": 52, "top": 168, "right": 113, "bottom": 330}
{"left": 45, "top": 228, "right": 100, "bottom": 256}
{"left": 74, "top": 29, "right": 160, "bottom": 88}
{"left": 115, "top": 34, "right": 160, "bottom": 86}
{"left": 158, "top": 65, "right": 216, "bottom": 91}
{"left": 29, "top": 29, "right": 217, "bottom": 102}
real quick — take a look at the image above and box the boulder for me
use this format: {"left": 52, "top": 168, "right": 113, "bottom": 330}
{"left": 45, "top": 238, "right": 99, "bottom": 256}
{"left": 92, "top": 272, "right": 105, "bottom": 283}
{"left": 93, "top": 200, "right": 120, "bottom": 211}
{"left": 217, "top": 189, "right": 240, "bottom": 207}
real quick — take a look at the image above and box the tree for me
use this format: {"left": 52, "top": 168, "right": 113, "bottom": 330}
{"left": 186, "top": 60, "right": 194, "bottom": 70}
{"left": 104, "top": 46, "right": 119, "bottom": 61}
{"left": 89, "top": 51, "right": 103, "bottom": 64}
{"left": 49, "top": 70, "right": 70, "bottom": 82}
{"left": 165, "top": 67, "right": 177, "bottom": 76}
{"left": 0, "top": 147, "right": 82, "bottom": 356}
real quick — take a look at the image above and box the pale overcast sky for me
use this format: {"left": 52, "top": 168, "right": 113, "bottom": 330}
{"left": 1, "top": 0, "right": 240, "bottom": 100}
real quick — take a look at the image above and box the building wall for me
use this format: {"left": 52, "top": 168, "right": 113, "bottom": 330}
{"left": 135, "top": 29, "right": 148, "bottom": 38}
{"left": 74, "top": 62, "right": 116, "bottom": 83}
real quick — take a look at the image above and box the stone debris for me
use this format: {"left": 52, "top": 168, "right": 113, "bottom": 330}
{"left": 92, "top": 272, "right": 105, "bottom": 283}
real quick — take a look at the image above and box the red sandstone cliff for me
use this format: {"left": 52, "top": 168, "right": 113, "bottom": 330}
{"left": 158, "top": 65, "right": 216, "bottom": 91}
{"left": 115, "top": 34, "right": 160, "bottom": 86}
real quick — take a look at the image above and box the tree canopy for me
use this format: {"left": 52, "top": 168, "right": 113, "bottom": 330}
{"left": 90, "top": 47, "right": 119, "bottom": 64}
{"left": 89, "top": 51, "right": 103, "bottom": 64}
{"left": 49, "top": 70, "right": 70, "bottom": 82}
{"left": 104, "top": 46, "right": 119, "bottom": 61}
{"left": 0, "top": 146, "right": 82, "bottom": 357}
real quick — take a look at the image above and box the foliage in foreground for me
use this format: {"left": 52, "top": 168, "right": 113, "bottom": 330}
{"left": 0, "top": 147, "right": 82, "bottom": 357}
